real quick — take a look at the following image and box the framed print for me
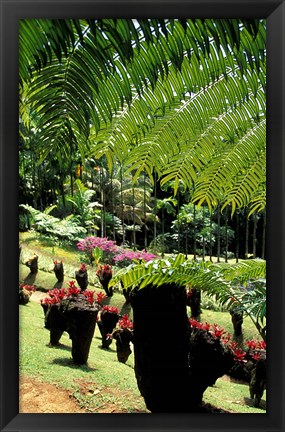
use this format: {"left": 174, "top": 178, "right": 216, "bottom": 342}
{"left": 1, "top": 0, "right": 284, "bottom": 431}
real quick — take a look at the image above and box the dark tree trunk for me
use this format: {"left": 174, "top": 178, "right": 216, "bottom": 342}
{"left": 217, "top": 206, "right": 221, "bottom": 263}
{"left": 253, "top": 213, "right": 257, "bottom": 258}
{"left": 53, "top": 261, "right": 64, "bottom": 283}
{"left": 262, "top": 210, "right": 266, "bottom": 259}
{"left": 245, "top": 210, "right": 249, "bottom": 258}
{"left": 98, "top": 274, "right": 113, "bottom": 297}
{"left": 130, "top": 283, "right": 191, "bottom": 412}
{"left": 25, "top": 255, "right": 38, "bottom": 274}
{"left": 230, "top": 309, "right": 244, "bottom": 344}
{"left": 186, "top": 288, "right": 201, "bottom": 320}
{"left": 98, "top": 310, "right": 119, "bottom": 348}
{"left": 235, "top": 211, "right": 240, "bottom": 263}
{"left": 75, "top": 269, "right": 88, "bottom": 291}
{"left": 112, "top": 328, "right": 134, "bottom": 363}
{"left": 42, "top": 294, "right": 99, "bottom": 364}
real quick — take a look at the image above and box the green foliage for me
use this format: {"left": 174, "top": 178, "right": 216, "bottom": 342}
{"left": 110, "top": 254, "right": 266, "bottom": 339}
{"left": 19, "top": 19, "right": 266, "bottom": 213}
{"left": 20, "top": 204, "right": 86, "bottom": 243}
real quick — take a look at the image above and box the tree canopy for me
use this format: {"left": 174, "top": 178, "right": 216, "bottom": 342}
{"left": 19, "top": 18, "right": 266, "bottom": 215}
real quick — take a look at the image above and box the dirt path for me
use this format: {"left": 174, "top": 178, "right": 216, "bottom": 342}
{"left": 19, "top": 376, "right": 85, "bottom": 413}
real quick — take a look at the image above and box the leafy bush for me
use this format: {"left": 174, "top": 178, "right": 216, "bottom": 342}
{"left": 19, "top": 204, "right": 86, "bottom": 243}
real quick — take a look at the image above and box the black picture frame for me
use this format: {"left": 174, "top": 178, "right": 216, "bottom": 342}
{"left": 1, "top": 1, "right": 284, "bottom": 431}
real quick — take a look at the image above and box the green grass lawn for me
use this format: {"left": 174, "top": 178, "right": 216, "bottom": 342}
{"left": 19, "top": 231, "right": 266, "bottom": 413}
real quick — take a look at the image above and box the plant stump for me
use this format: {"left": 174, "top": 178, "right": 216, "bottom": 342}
{"left": 130, "top": 283, "right": 191, "bottom": 413}
{"left": 25, "top": 254, "right": 38, "bottom": 274}
{"left": 63, "top": 295, "right": 99, "bottom": 364}
{"left": 112, "top": 328, "right": 134, "bottom": 363}
{"left": 98, "top": 276, "right": 113, "bottom": 297}
{"left": 19, "top": 288, "right": 31, "bottom": 305}
{"left": 75, "top": 269, "right": 88, "bottom": 291}
{"left": 187, "top": 328, "right": 235, "bottom": 407}
{"left": 41, "top": 302, "right": 67, "bottom": 346}
{"left": 230, "top": 309, "right": 244, "bottom": 344}
{"left": 249, "top": 351, "right": 266, "bottom": 407}
{"left": 42, "top": 294, "right": 99, "bottom": 364}
{"left": 98, "top": 309, "right": 119, "bottom": 348}
{"left": 53, "top": 260, "right": 64, "bottom": 283}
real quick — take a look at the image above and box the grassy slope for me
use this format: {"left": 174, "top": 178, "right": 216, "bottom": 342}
{"left": 19, "top": 231, "right": 266, "bottom": 413}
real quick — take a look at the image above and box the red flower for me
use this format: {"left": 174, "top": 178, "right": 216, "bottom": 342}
{"left": 118, "top": 314, "right": 134, "bottom": 330}
{"left": 251, "top": 352, "right": 261, "bottom": 361}
{"left": 233, "top": 348, "right": 247, "bottom": 363}
{"left": 82, "top": 290, "right": 95, "bottom": 304}
{"left": 96, "top": 291, "right": 107, "bottom": 304}
{"left": 101, "top": 305, "right": 119, "bottom": 314}
{"left": 211, "top": 323, "right": 225, "bottom": 338}
{"left": 79, "top": 263, "right": 87, "bottom": 272}
{"left": 246, "top": 339, "right": 257, "bottom": 350}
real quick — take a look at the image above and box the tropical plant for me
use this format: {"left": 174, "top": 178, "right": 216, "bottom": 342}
{"left": 19, "top": 18, "right": 266, "bottom": 215}
{"left": 110, "top": 254, "right": 266, "bottom": 339}
{"left": 19, "top": 204, "right": 86, "bottom": 243}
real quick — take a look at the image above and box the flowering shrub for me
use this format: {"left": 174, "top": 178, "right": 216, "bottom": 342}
{"left": 189, "top": 318, "right": 266, "bottom": 365}
{"left": 40, "top": 281, "right": 97, "bottom": 306}
{"left": 118, "top": 314, "right": 134, "bottom": 330}
{"left": 77, "top": 236, "right": 117, "bottom": 264}
{"left": 114, "top": 250, "right": 157, "bottom": 268}
{"left": 101, "top": 305, "right": 119, "bottom": 314}
{"left": 96, "top": 264, "right": 112, "bottom": 280}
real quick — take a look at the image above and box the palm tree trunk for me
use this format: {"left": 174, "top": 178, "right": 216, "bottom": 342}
{"left": 132, "top": 181, "right": 136, "bottom": 250}
{"left": 253, "top": 213, "right": 257, "bottom": 258}
{"left": 262, "top": 210, "right": 266, "bottom": 259}
{"left": 202, "top": 206, "right": 205, "bottom": 261}
{"left": 217, "top": 205, "right": 221, "bottom": 263}
{"left": 153, "top": 172, "right": 157, "bottom": 251}
{"left": 245, "top": 209, "right": 249, "bottom": 258}
{"left": 209, "top": 210, "right": 213, "bottom": 262}
{"left": 161, "top": 207, "right": 165, "bottom": 258}
{"left": 225, "top": 207, "right": 228, "bottom": 263}
{"left": 193, "top": 204, "right": 196, "bottom": 260}
{"left": 110, "top": 171, "right": 116, "bottom": 241}
{"left": 235, "top": 210, "right": 240, "bottom": 263}
{"left": 143, "top": 171, "right": 148, "bottom": 250}
{"left": 120, "top": 164, "right": 125, "bottom": 244}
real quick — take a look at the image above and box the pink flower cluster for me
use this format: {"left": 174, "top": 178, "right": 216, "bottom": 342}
{"left": 189, "top": 318, "right": 266, "bottom": 364}
{"left": 118, "top": 314, "right": 134, "bottom": 330}
{"left": 114, "top": 250, "right": 157, "bottom": 266}
{"left": 77, "top": 237, "right": 117, "bottom": 254}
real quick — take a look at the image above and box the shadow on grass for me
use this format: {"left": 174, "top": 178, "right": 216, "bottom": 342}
{"left": 243, "top": 396, "right": 266, "bottom": 410}
{"left": 52, "top": 357, "right": 97, "bottom": 372}
{"left": 46, "top": 343, "right": 71, "bottom": 352}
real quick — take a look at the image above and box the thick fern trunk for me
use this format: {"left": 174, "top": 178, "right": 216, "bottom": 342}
{"left": 130, "top": 283, "right": 191, "bottom": 412}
